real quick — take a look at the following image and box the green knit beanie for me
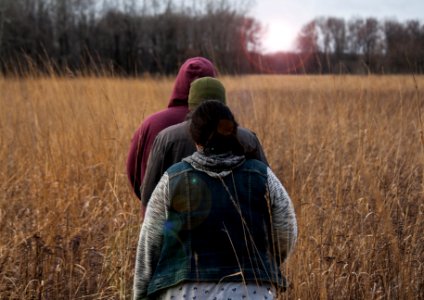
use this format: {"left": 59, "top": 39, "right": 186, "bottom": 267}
{"left": 188, "top": 77, "right": 226, "bottom": 110}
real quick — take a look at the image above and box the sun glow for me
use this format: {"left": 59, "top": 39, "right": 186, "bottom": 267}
{"left": 262, "top": 20, "right": 298, "bottom": 53}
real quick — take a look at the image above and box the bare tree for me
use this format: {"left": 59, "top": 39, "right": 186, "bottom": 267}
{"left": 326, "top": 17, "right": 346, "bottom": 57}
{"left": 295, "top": 20, "right": 319, "bottom": 53}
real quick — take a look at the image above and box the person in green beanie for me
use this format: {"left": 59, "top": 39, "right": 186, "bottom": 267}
{"left": 139, "top": 77, "right": 268, "bottom": 217}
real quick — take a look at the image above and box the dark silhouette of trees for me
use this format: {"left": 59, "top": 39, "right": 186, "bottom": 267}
{"left": 294, "top": 16, "right": 424, "bottom": 74}
{"left": 0, "top": 1, "right": 423, "bottom": 75}
{"left": 383, "top": 19, "right": 424, "bottom": 72}
{"left": 0, "top": 0, "right": 261, "bottom": 75}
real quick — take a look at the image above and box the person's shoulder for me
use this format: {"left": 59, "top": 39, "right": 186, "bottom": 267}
{"left": 142, "top": 107, "right": 176, "bottom": 125}
{"left": 138, "top": 107, "right": 188, "bottom": 137}
{"left": 244, "top": 158, "right": 267, "bottom": 167}
{"left": 166, "top": 160, "right": 193, "bottom": 176}
{"left": 242, "top": 159, "right": 268, "bottom": 174}
{"left": 158, "top": 120, "right": 189, "bottom": 136}
{"left": 236, "top": 127, "right": 261, "bottom": 149}
{"left": 154, "top": 120, "right": 189, "bottom": 143}
{"left": 237, "top": 127, "right": 259, "bottom": 140}
{"left": 237, "top": 126, "right": 255, "bottom": 134}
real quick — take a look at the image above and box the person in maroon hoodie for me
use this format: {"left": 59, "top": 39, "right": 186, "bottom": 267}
{"left": 126, "top": 57, "right": 217, "bottom": 208}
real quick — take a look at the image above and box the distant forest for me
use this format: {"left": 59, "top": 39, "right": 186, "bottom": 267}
{"left": 0, "top": 0, "right": 423, "bottom": 75}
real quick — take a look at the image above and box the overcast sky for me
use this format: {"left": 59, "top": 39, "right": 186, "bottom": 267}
{"left": 251, "top": 0, "right": 424, "bottom": 52}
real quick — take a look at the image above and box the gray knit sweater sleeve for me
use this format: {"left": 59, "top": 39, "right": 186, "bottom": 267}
{"left": 133, "top": 173, "right": 169, "bottom": 300}
{"left": 267, "top": 167, "right": 298, "bottom": 261}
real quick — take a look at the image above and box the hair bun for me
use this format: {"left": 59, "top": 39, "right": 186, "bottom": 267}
{"left": 217, "top": 119, "right": 235, "bottom": 136}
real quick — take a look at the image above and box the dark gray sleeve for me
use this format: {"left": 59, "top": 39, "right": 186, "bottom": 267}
{"left": 237, "top": 127, "right": 269, "bottom": 165}
{"left": 252, "top": 132, "right": 268, "bottom": 165}
{"left": 140, "top": 134, "right": 168, "bottom": 206}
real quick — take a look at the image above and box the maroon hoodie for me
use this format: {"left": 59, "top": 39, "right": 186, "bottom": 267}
{"left": 126, "top": 57, "right": 217, "bottom": 201}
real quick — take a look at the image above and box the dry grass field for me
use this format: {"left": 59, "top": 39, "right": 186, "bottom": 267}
{"left": 0, "top": 74, "right": 423, "bottom": 299}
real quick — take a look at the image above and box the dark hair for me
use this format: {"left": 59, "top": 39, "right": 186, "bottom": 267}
{"left": 190, "top": 100, "right": 244, "bottom": 155}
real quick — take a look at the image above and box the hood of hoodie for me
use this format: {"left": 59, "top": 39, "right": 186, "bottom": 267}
{"left": 183, "top": 151, "right": 245, "bottom": 178}
{"left": 168, "top": 57, "right": 217, "bottom": 108}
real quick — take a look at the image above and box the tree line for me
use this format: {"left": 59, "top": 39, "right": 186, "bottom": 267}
{"left": 0, "top": 0, "right": 260, "bottom": 75}
{"left": 290, "top": 16, "right": 424, "bottom": 74}
{"left": 0, "top": 0, "right": 422, "bottom": 75}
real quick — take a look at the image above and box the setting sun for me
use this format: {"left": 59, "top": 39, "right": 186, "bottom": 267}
{"left": 262, "top": 20, "right": 298, "bottom": 53}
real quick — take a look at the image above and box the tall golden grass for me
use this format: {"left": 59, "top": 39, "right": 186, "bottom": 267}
{"left": 0, "top": 74, "right": 423, "bottom": 299}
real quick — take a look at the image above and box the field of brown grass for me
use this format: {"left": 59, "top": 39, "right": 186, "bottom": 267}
{"left": 1, "top": 75, "right": 423, "bottom": 299}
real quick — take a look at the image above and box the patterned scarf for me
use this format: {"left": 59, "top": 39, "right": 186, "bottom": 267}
{"left": 183, "top": 151, "right": 245, "bottom": 178}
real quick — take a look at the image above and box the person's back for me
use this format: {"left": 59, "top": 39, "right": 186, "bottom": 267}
{"left": 133, "top": 101, "right": 297, "bottom": 300}
{"left": 126, "top": 57, "right": 217, "bottom": 200}
{"left": 140, "top": 120, "right": 268, "bottom": 207}
{"left": 152, "top": 157, "right": 278, "bottom": 283}
{"left": 140, "top": 77, "right": 268, "bottom": 209}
